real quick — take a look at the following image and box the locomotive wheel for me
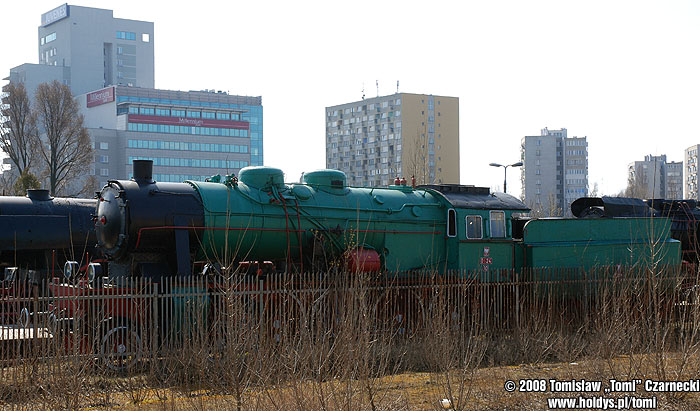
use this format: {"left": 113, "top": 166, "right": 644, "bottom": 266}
{"left": 100, "top": 325, "right": 142, "bottom": 372}
{"left": 46, "top": 311, "right": 59, "bottom": 336}
{"left": 18, "top": 307, "right": 30, "bottom": 328}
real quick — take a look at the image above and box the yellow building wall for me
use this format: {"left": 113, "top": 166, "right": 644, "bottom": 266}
{"left": 399, "top": 93, "right": 459, "bottom": 185}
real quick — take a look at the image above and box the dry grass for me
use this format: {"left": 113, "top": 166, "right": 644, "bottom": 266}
{"left": 2, "top": 266, "right": 700, "bottom": 409}
{"left": 6, "top": 355, "right": 700, "bottom": 410}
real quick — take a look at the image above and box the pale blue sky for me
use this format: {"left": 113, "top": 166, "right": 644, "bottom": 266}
{"left": 2, "top": 0, "right": 699, "bottom": 196}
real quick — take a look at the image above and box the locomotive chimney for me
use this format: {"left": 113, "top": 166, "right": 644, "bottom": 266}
{"left": 26, "top": 189, "right": 52, "bottom": 201}
{"left": 132, "top": 160, "right": 154, "bottom": 183}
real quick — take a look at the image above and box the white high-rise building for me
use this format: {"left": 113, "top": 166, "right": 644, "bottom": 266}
{"left": 628, "top": 154, "right": 683, "bottom": 200}
{"left": 521, "top": 127, "right": 588, "bottom": 216}
{"left": 5, "top": 4, "right": 154, "bottom": 96}
{"left": 685, "top": 145, "right": 700, "bottom": 200}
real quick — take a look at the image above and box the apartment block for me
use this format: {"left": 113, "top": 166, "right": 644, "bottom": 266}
{"left": 521, "top": 128, "right": 588, "bottom": 216}
{"left": 628, "top": 154, "right": 683, "bottom": 200}
{"left": 325, "top": 93, "right": 459, "bottom": 187}
{"left": 685, "top": 145, "right": 700, "bottom": 200}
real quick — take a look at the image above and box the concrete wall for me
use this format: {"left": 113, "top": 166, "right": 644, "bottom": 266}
{"left": 36, "top": 5, "right": 154, "bottom": 95}
{"left": 521, "top": 135, "right": 559, "bottom": 214}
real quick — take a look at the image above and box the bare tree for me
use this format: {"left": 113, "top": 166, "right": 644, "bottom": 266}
{"left": 625, "top": 167, "right": 648, "bottom": 198}
{"left": 0, "top": 171, "right": 16, "bottom": 195}
{"left": 405, "top": 125, "right": 431, "bottom": 185}
{"left": 528, "top": 192, "right": 563, "bottom": 218}
{"left": 34, "top": 81, "right": 93, "bottom": 196}
{"left": 0, "top": 82, "right": 37, "bottom": 176}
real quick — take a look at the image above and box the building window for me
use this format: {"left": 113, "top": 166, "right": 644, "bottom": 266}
{"left": 127, "top": 139, "right": 249, "bottom": 153}
{"left": 128, "top": 156, "right": 249, "bottom": 170}
{"left": 186, "top": 111, "right": 200, "bottom": 118}
{"left": 99, "top": 155, "right": 109, "bottom": 163}
{"left": 99, "top": 142, "right": 109, "bottom": 150}
{"left": 116, "top": 31, "right": 136, "bottom": 40}
{"left": 100, "top": 168, "right": 109, "bottom": 176}
{"left": 466, "top": 215, "right": 483, "bottom": 239}
{"left": 142, "top": 33, "right": 150, "bottom": 42}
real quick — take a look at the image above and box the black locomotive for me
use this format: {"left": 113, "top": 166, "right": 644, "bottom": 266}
{"left": 0, "top": 189, "right": 97, "bottom": 278}
{"left": 572, "top": 196, "right": 700, "bottom": 262}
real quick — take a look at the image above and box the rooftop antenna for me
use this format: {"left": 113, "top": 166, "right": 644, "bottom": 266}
{"left": 362, "top": 82, "right": 365, "bottom": 100}
{"left": 376, "top": 80, "right": 379, "bottom": 97}
{"left": 396, "top": 80, "right": 399, "bottom": 93}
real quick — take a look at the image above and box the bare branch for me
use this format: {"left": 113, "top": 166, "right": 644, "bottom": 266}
{"left": 34, "top": 81, "right": 94, "bottom": 196}
{"left": 0, "top": 82, "right": 38, "bottom": 176}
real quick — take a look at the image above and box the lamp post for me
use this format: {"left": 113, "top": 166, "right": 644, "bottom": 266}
{"left": 489, "top": 161, "right": 523, "bottom": 194}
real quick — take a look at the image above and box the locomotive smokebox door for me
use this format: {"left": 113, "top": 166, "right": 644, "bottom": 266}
{"left": 96, "top": 184, "right": 126, "bottom": 255}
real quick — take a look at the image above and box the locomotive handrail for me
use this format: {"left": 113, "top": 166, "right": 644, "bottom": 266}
{"left": 132, "top": 225, "right": 443, "bottom": 251}
{"left": 205, "top": 209, "right": 442, "bottom": 226}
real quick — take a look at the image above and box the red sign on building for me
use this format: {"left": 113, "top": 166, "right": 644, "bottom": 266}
{"left": 87, "top": 87, "right": 115, "bottom": 108}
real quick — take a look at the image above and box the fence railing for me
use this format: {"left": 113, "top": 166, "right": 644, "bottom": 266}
{"left": 0, "top": 266, "right": 698, "bottom": 378}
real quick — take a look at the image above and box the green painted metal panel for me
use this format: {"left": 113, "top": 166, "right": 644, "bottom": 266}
{"left": 522, "top": 218, "right": 681, "bottom": 269}
{"left": 458, "top": 241, "right": 513, "bottom": 280}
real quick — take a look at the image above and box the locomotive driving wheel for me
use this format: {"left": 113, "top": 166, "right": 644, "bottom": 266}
{"left": 17, "top": 307, "right": 30, "bottom": 328}
{"left": 100, "top": 324, "right": 142, "bottom": 372}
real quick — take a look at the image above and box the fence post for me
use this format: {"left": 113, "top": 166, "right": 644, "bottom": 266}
{"left": 32, "top": 282, "right": 39, "bottom": 373}
{"left": 152, "top": 279, "right": 158, "bottom": 364}
{"left": 515, "top": 269, "right": 520, "bottom": 329}
{"left": 259, "top": 277, "right": 265, "bottom": 340}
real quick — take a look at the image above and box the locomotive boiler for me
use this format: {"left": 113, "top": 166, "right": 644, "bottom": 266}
{"left": 0, "top": 189, "right": 97, "bottom": 275}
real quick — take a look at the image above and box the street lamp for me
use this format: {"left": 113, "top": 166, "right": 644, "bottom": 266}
{"left": 489, "top": 161, "right": 523, "bottom": 194}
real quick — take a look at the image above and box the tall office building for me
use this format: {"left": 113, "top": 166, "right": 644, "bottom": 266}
{"left": 3, "top": 5, "right": 263, "bottom": 194}
{"left": 78, "top": 86, "right": 263, "bottom": 188}
{"left": 520, "top": 128, "right": 588, "bottom": 216}
{"left": 5, "top": 4, "right": 154, "bottom": 96}
{"left": 685, "top": 145, "right": 700, "bottom": 200}
{"left": 325, "top": 93, "right": 459, "bottom": 187}
{"left": 627, "top": 154, "right": 683, "bottom": 200}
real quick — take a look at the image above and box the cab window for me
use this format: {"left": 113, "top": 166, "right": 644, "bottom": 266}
{"left": 490, "top": 211, "right": 506, "bottom": 238}
{"left": 466, "top": 215, "right": 482, "bottom": 239}
{"left": 447, "top": 209, "right": 456, "bottom": 237}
